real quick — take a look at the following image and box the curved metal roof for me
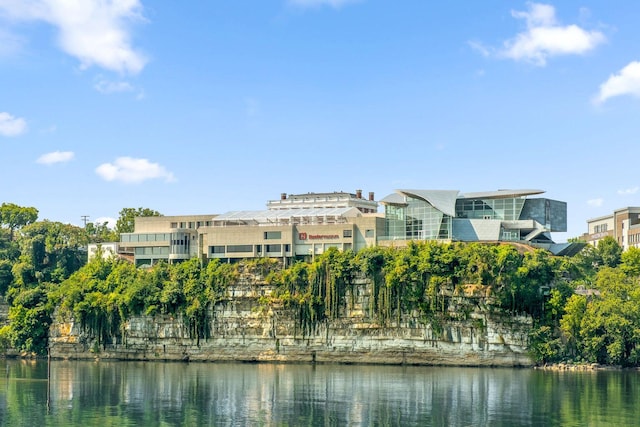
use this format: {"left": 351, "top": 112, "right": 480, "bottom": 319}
{"left": 397, "top": 190, "right": 460, "bottom": 217}
{"left": 379, "top": 193, "right": 407, "bottom": 206}
{"left": 459, "top": 189, "right": 544, "bottom": 199}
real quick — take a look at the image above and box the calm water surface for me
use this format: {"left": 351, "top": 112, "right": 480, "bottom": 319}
{"left": 0, "top": 359, "right": 638, "bottom": 426}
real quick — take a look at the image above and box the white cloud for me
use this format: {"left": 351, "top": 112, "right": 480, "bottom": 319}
{"left": 0, "top": 0, "right": 147, "bottom": 74}
{"left": 468, "top": 40, "right": 490, "bottom": 58}
{"left": 594, "top": 61, "right": 640, "bottom": 104}
{"left": 0, "top": 112, "right": 27, "bottom": 136}
{"left": 95, "top": 78, "right": 134, "bottom": 94}
{"left": 95, "top": 156, "right": 175, "bottom": 184}
{"left": 618, "top": 186, "right": 639, "bottom": 196}
{"left": 477, "top": 3, "right": 605, "bottom": 66}
{"left": 93, "top": 216, "right": 117, "bottom": 229}
{"left": 587, "top": 198, "right": 604, "bottom": 207}
{"left": 36, "top": 150, "right": 74, "bottom": 165}
{"left": 288, "top": 0, "right": 360, "bottom": 8}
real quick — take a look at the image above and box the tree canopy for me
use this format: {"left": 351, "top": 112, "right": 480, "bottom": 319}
{"left": 115, "top": 207, "right": 161, "bottom": 234}
{"left": 0, "top": 203, "right": 38, "bottom": 240}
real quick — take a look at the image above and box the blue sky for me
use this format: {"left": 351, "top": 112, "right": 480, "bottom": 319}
{"left": 2, "top": 1, "right": 640, "bottom": 242}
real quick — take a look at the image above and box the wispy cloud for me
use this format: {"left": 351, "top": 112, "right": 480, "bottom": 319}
{"left": 36, "top": 150, "right": 74, "bottom": 165}
{"left": 288, "top": 0, "right": 360, "bottom": 9}
{"left": 0, "top": 112, "right": 27, "bottom": 136}
{"left": 472, "top": 3, "right": 605, "bottom": 66}
{"left": 617, "top": 186, "right": 639, "bottom": 196}
{"left": 0, "top": 0, "right": 147, "bottom": 74}
{"left": 587, "top": 198, "right": 604, "bottom": 207}
{"left": 594, "top": 61, "right": 640, "bottom": 104}
{"left": 94, "top": 78, "right": 134, "bottom": 94}
{"left": 95, "top": 157, "right": 175, "bottom": 184}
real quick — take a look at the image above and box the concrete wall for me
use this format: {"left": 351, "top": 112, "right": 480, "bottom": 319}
{"left": 48, "top": 278, "right": 533, "bottom": 367}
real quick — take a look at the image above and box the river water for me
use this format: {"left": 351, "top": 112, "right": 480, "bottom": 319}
{"left": 1, "top": 359, "right": 638, "bottom": 426}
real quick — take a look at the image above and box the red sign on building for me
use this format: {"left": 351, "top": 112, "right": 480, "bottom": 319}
{"left": 299, "top": 232, "right": 307, "bottom": 240}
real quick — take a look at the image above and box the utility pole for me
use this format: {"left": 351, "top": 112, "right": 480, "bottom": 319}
{"left": 81, "top": 215, "right": 90, "bottom": 227}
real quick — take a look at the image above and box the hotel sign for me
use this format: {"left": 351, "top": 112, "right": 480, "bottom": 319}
{"left": 298, "top": 232, "right": 339, "bottom": 240}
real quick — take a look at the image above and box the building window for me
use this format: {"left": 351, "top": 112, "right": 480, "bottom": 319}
{"left": 227, "top": 245, "right": 253, "bottom": 253}
{"left": 256, "top": 245, "right": 262, "bottom": 253}
{"left": 284, "top": 244, "right": 290, "bottom": 252}
{"left": 343, "top": 230, "right": 352, "bottom": 238}
{"left": 170, "top": 222, "right": 178, "bottom": 228}
{"left": 210, "top": 246, "right": 225, "bottom": 254}
{"left": 264, "top": 231, "right": 282, "bottom": 240}
{"left": 266, "top": 244, "right": 282, "bottom": 252}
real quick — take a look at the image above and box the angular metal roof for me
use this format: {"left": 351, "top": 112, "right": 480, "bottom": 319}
{"left": 397, "top": 190, "right": 460, "bottom": 217}
{"left": 379, "top": 193, "right": 407, "bottom": 206}
{"left": 459, "top": 189, "right": 544, "bottom": 199}
{"left": 379, "top": 189, "right": 544, "bottom": 217}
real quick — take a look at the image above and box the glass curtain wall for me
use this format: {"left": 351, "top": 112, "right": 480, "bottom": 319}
{"left": 455, "top": 197, "right": 526, "bottom": 221}
{"left": 385, "top": 198, "right": 453, "bottom": 240}
{"left": 406, "top": 197, "right": 451, "bottom": 240}
{"left": 385, "top": 205, "right": 406, "bottom": 240}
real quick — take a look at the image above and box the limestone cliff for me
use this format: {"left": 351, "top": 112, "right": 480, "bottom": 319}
{"left": 48, "top": 276, "right": 533, "bottom": 367}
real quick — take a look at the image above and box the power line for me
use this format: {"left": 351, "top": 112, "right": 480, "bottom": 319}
{"left": 81, "top": 215, "right": 90, "bottom": 227}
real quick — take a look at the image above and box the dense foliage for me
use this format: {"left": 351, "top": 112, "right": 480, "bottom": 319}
{"left": 1, "top": 201, "right": 640, "bottom": 367}
{"left": 0, "top": 203, "right": 163, "bottom": 354}
{"left": 267, "top": 242, "right": 569, "bottom": 337}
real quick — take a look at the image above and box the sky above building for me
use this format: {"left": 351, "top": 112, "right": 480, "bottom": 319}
{"left": 2, "top": 1, "right": 640, "bottom": 242}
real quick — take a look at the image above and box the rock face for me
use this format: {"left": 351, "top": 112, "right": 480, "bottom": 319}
{"left": 48, "top": 279, "right": 533, "bottom": 367}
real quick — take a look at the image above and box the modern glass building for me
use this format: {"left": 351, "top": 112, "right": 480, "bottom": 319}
{"left": 380, "top": 189, "right": 568, "bottom": 245}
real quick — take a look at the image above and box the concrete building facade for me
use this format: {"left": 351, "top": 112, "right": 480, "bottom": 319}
{"left": 585, "top": 207, "right": 640, "bottom": 251}
{"left": 119, "top": 188, "right": 574, "bottom": 266}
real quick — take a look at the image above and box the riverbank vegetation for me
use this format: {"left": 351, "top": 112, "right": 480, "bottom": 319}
{"left": 2, "top": 202, "right": 640, "bottom": 366}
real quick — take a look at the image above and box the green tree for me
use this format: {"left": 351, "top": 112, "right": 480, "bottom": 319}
{"left": 7, "top": 287, "right": 52, "bottom": 355}
{"left": 85, "top": 221, "right": 119, "bottom": 243}
{"left": 594, "top": 236, "right": 622, "bottom": 269}
{"left": 0, "top": 203, "right": 38, "bottom": 241}
{"left": 578, "top": 267, "right": 640, "bottom": 365}
{"left": 0, "top": 259, "right": 13, "bottom": 295}
{"left": 115, "top": 207, "right": 162, "bottom": 234}
{"left": 621, "top": 246, "right": 640, "bottom": 277}
{"left": 14, "top": 221, "right": 88, "bottom": 286}
{"left": 560, "top": 294, "right": 587, "bottom": 358}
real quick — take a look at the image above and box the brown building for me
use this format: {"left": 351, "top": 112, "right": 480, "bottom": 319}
{"left": 585, "top": 207, "right": 640, "bottom": 250}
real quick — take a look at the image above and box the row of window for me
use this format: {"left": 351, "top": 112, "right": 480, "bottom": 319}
{"left": 594, "top": 224, "right": 608, "bottom": 233}
{"left": 170, "top": 221, "right": 213, "bottom": 229}
{"left": 134, "top": 247, "right": 170, "bottom": 256}
{"left": 629, "top": 233, "right": 640, "bottom": 245}
{"left": 122, "top": 233, "right": 172, "bottom": 243}
{"left": 210, "top": 244, "right": 291, "bottom": 255}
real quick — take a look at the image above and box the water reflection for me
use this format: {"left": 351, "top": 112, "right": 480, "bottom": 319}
{"left": 0, "top": 360, "right": 639, "bottom": 426}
